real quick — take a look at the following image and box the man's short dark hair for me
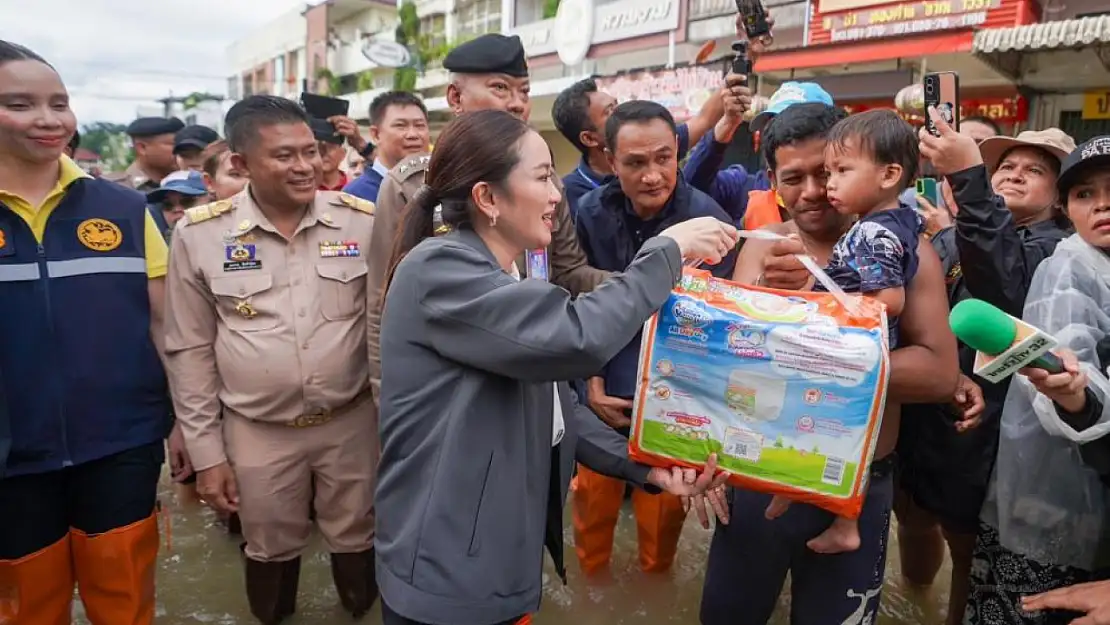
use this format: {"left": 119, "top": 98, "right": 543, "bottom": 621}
{"left": 962, "top": 114, "right": 1002, "bottom": 136}
{"left": 827, "top": 109, "right": 920, "bottom": 189}
{"left": 225, "top": 95, "right": 310, "bottom": 152}
{"left": 369, "top": 91, "right": 427, "bottom": 127}
{"left": 761, "top": 103, "right": 846, "bottom": 172}
{"left": 604, "top": 100, "right": 677, "bottom": 153}
{"left": 0, "top": 40, "right": 50, "bottom": 68}
{"left": 552, "top": 78, "right": 598, "bottom": 156}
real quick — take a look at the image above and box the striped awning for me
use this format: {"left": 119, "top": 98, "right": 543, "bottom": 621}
{"left": 974, "top": 15, "right": 1110, "bottom": 54}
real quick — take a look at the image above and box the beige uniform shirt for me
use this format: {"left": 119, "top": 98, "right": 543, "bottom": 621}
{"left": 104, "top": 161, "right": 159, "bottom": 192}
{"left": 164, "top": 188, "right": 376, "bottom": 471}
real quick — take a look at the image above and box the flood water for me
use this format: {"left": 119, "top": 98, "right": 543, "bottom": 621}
{"left": 76, "top": 476, "right": 953, "bottom": 624}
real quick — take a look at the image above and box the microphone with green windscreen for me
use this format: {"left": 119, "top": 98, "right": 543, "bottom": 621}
{"left": 949, "top": 298, "right": 1064, "bottom": 374}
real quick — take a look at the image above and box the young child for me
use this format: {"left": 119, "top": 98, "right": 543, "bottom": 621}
{"left": 765, "top": 109, "right": 924, "bottom": 554}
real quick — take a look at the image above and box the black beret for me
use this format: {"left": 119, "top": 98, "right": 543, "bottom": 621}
{"left": 310, "top": 117, "right": 344, "bottom": 145}
{"left": 443, "top": 34, "right": 528, "bottom": 78}
{"left": 126, "top": 116, "right": 185, "bottom": 138}
{"left": 173, "top": 125, "right": 220, "bottom": 153}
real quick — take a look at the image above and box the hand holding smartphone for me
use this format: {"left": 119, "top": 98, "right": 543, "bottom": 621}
{"left": 923, "top": 71, "right": 960, "bottom": 136}
{"left": 735, "top": 0, "right": 772, "bottom": 40}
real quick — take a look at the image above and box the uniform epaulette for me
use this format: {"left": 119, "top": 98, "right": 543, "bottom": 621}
{"left": 184, "top": 199, "right": 235, "bottom": 225}
{"left": 394, "top": 154, "right": 431, "bottom": 180}
{"left": 333, "top": 192, "right": 375, "bottom": 215}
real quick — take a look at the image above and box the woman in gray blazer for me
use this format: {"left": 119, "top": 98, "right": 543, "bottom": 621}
{"left": 374, "top": 110, "right": 739, "bottom": 625}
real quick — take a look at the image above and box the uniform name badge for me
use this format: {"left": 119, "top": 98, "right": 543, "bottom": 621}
{"left": 526, "top": 248, "right": 549, "bottom": 281}
{"left": 224, "top": 243, "right": 261, "bottom": 271}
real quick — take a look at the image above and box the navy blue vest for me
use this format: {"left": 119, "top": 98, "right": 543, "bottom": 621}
{"left": 0, "top": 178, "right": 168, "bottom": 477}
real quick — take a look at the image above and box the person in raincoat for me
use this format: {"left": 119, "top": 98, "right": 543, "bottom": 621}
{"left": 964, "top": 136, "right": 1110, "bottom": 625}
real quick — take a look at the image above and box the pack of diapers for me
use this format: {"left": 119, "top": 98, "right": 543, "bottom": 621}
{"left": 629, "top": 269, "right": 891, "bottom": 518}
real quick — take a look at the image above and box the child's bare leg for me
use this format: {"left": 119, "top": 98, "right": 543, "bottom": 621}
{"left": 807, "top": 515, "right": 862, "bottom": 554}
{"left": 764, "top": 495, "right": 792, "bottom": 519}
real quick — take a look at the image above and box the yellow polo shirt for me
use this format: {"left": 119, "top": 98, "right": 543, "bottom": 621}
{"left": 0, "top": 156, "right": 168, "bottom": 278}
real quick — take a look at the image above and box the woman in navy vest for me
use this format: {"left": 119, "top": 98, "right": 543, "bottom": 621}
{"left": 0, "top": 41, "right": 170, "bottom": 624}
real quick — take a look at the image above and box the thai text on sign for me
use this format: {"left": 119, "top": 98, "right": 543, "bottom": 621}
{"left": 596, "top": 65, "right": 723, "bottom": 122}
{"left": 821, "top": 0, "right": 1001, "bottom": 42}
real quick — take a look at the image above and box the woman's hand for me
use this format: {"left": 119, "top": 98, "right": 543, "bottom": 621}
{"left": 918, "top": 107, "right": 983, "bottom": 176}
{"left": 918, "top": 193, "right": 953, "bottom": 236}
{"left": 1021, "top": 349, "right": 1089, "bottom": 414}
{"left": 648, "top": 454, "right": 731, "bottom": 528}
{"left": 660, "top": 217, "right": 740, "bottom": 266}
{"left": 167, "top": 420, "right": 195, "bottom": 483}
{"left": 760, "top": 235, "right": 813, "bottom": 290}
{"left": 952, "top": 374, "right": 986, "bottom": 433}
{"left": 1023, "top": 579, "right": 1110, "bottom": 624}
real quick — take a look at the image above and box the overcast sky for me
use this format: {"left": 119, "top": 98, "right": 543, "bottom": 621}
{"left": 0, "top": 0, "right": 313, "bottom": 124}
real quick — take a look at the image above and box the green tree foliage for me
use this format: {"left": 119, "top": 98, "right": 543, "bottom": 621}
{"left": 315, "top": 68, "right": 342, "bottom": 96}
{"left": 773, "top": 436, "right": 784, "bottom": 448}
{"left": 79, "top": 122, "right": 132, "bottom": 171}
{"left": 543, "top": 0, "right": 561, "bottom": 18}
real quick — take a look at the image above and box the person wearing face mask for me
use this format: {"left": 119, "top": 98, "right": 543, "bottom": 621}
{"left": 368, "top": 33, "right": 611, "bottom": 412}
{"left": 890, "top": 111, "right": 1076, "bottom": 625}
{"left": 0, "top": 40, "right": 171, "bottom": 624}
{"left": 375, "top": 109, "right": 736, "bottom": 625}
{"left": 163, "top": 95, "right": 380, "bottom": 624}
{"left": 105, "top": 116, "right": 184, "bottom": 192}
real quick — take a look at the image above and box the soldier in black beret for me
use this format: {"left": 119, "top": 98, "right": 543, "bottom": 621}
{"left": 105, "top": 116, "right": 185, "bottom": 191}
{"left": 443, "top": 33, "right": 530, "bottom": 120}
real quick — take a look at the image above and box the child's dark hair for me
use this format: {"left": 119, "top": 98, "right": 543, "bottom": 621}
{"left": 827, "top": 110, "right": 919, "bottom": 190}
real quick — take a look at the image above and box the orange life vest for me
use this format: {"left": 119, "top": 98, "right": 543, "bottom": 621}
{"left": 742, "top": 189, "right": 785, "bottom": 231}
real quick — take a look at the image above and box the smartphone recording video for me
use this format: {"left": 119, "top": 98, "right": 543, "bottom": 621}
{"left": 735, "top": 0, "right": 772, "bottom": 41}
{"left": 924, "top": 71, "right": 960, "bottom": 136}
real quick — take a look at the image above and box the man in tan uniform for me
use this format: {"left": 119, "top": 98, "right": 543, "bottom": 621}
{"left": 366, "top": 33, "right": 610, "bottom": 401}
{"left": 163, "top": 95, "right": 378, "bottom": 624}
{"left": 104, "top": 117, "right": 184, "bottom": 192}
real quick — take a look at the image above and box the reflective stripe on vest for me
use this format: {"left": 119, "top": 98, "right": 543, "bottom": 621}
{"left": 742, "top": 189, "right": 785, "bottom": 231}
{"left": 0, "top": 257, "right": 145, "bottom": 281}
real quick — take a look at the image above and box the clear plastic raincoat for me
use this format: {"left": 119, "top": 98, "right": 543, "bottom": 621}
{"left": 982, "top": 234, "right": 1110, "bottom": 570}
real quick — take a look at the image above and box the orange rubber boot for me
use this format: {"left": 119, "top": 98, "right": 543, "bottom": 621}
{"left": 72, "top": 513, "right": 159, "bottom": 625}
{"left": 631, "top": 490, "right": 686, "bottom": 573}
{"left": 0, "top": 534, "right": 75, "bottom": 625}
{"left": 571, "top": 464, "right": 626, "bottom": 575}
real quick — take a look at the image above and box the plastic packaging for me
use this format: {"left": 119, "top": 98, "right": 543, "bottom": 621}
{"left": 629, "top": 268, "right": 890, "bottom": 518}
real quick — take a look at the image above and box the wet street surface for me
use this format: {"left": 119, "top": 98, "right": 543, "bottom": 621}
{"left": 76, "top": 476, "right": 953, "bottom": 624}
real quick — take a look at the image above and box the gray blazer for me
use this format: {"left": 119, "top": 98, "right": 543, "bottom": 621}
{"left": 375, "top": 228, "right": 682, "bottom": 625}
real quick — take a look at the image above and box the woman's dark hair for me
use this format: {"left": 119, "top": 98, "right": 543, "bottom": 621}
{"left": 0, "top": 40, "right": 51, "bottom": 68}
{"left": 384, "top": 109, "right": 532, "bottom": 294}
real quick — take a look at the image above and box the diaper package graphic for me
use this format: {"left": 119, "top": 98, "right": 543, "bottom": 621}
{"left": 629, "top": 269, "right": 891, "bottom": 518}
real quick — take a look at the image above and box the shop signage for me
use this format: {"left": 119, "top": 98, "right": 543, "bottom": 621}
{"left": 821, "top": 0, "right": 1000, "bottom": 43}
{"left": 849, "top": 95, "right": 1026, "bottom": 123}
{"left": 820, "top": 0, "right": 908, "bottom": 13}
{"left": 596, "top": 65, "right": 722, "bottom": 121}
{"left": 512, "top": 0, "right": 680, "bottom": 59}
{"left": 555, "top": 0, "right": 594, "bottom": 66}
{"left": 1083, "top": 90, "right": 1110, "bottom": 120}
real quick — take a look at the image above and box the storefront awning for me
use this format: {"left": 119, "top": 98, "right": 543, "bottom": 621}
{"left": 753, "top": 31, "right": 974, "bottom": 73}
{"left": 973, "top": 15, "right": 1110, "bottom": 54}
{"left": 972, "top": 16, "right": 1110, "bottom": 89}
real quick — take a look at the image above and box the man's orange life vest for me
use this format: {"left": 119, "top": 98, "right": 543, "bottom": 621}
{"left": 742, "top": 189, "right": 785, "bottom": 231}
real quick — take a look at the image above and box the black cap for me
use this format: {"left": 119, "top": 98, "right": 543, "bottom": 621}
{"left": 1058, "top": 136, "right": 1110, "bottom": 196}
{"left": 310, "top": 118, "right": 344, "bottom": 145}
{"left": 443, "top": 34, "right": 528, "bottom": 78}
{"left": 173, "top": 125, "right": 220, "bottom": 154}
{"left": 126, "top": 116, "right": 185, "bottom": 138}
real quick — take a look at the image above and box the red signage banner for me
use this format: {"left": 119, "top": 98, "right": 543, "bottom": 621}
{"left": 809, "top": 0, "right": 1025, "bottom": 46}
{"left": 595, "top": 65, "right": 722, "bottom": 122}
{"left": 845, "top": 96, "right": 1027, "bottom": 124}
